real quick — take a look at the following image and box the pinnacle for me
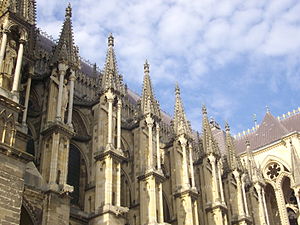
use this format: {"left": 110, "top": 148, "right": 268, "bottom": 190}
{"left": 144, "top": 60, "right": 149, "bottom": 73}
{"left": 141, "top": 61, "right": 160, "bottom": 117}
{"left": 202, "top": 104, "right": 207, "bottom": 115}
{"left": 51, "top": 3, "right": 79, "bottom": 68}
{"left": 290, "top": 140, "right": 300, "bottom": 187}
{"left": 173, "top": 83, "right": 191, "bottom": 136}
{"left": 225, "top": 121, "right": 230, "bottom": 132}
{"left": 101, "top": 33, "right": 126, "bottom": 95}
{"left": 175, "top": 82, "right": 180, "bottom": 95}
{"left": 66, "top": 3, "right": 72, "bottom": 18}
{"left": 108, "top": 33, "right": 114, "bottom": 47}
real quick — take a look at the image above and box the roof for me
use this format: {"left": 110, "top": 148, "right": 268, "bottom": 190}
{"left": 234, "top": 111, "right": 300, "bottom": 154}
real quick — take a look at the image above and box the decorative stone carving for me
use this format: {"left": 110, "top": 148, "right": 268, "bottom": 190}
{"left": 266, "top": 162, "right": 281, "bottom": 180}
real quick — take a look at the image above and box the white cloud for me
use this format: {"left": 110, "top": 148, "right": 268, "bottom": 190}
{"left": 36, "top": 0, "right": 300, "bottom": 132}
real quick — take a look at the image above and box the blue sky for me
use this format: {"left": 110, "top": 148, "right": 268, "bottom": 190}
{"left": 36, "top": 0, "right": 300, "bottom": 134}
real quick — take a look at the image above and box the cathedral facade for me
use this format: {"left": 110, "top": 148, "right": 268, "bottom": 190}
{"left": 0, "top": 1, "right": 300, "bottom": 225}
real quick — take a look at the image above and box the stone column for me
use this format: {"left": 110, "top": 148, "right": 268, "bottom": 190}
{"left": 117, "top": 99, "right": 122, "bottom": 150}
{"left": 255, "top": 184, "right": 267, "bottom": 225}
{"left": 116, "top": 163, "right": 121, "bottom": 206}
{"left": 262, "top": 187, "right": 270, "bottom": 225}
{"left": 22, "top": 73, "right": 32, "bottom": 127}
{"left": 179, "top": 136, "right": 190, "bottom": 189}
{"left": 106, "top": 90, "right": 115, "bottom": 147}
{"left": 148, "top": 177, "right": 157, "bottom": 223}
{"left": 158, "top": 182, "right": 164, "bottom": 223}
{"left": 156, "top": 123, "right": 161, "bottom": 170}
{"left": 241, "top": 175, "right": 249, "bottom": 216}
{"left": 67, "top": 70, "right": 76, "bottom": 126}
{"left": 274, "top": 185, "right": 289, "bottom": 225}
{"left": 217, "top": 161, "right": 225, "bottom": 203}
{"left": 49, "top": 133, "right": 59, "bottom": 185}
{"left": 1, "top": 121, "right": 6, "bottom": 143}
{"left": 146, "top": 115, "right": 154, "bottom": 169}
{"left": 105, "top": 156, "right": 113, "bottom": 204}
{"left": 188, "top": 144, "right": 196, "bottom": 188}
{"left": 12, "top": 38, "right": 26, "bottom": 93}
{"left": 233, "top": 171, "right": 245, "bottom": 217}
{"left": 209, "top": 155, "right": 219, "bottom": 201}
{"left": 56, "top": 64, "right": 67, "bottom": 120}
{"left": 0, "top": 30, "right": 8, "bottom": 71}
{"left": 193, "top": 200, "right": 199, "bottom": 225}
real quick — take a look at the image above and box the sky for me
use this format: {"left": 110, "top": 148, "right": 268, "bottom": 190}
{"left": 36, "top": 0, "right": 300, "bottom": 134}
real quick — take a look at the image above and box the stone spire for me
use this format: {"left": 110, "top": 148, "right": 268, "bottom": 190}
{"left": 245, "top": 140, "right": 264, "bottom": 183}
{"left": 290, "top": 140, "right": 300, "bottom": 187}
{"left": 140, "top": 60, "right": 160, "bottom": 118}
{"left": 225, "top": 122, "right": 238, "bottom": 170}
{"left": 51, "top": 3, "right": 80, "bottom": 69}
{"left": 101, "top": 33, "right": 125, "bottom": 95}
{"left": 201, "top": 105, "right": 220, "bottom": 157}
{"left": 173, "top": 84, "right": 191, "bottom": 136}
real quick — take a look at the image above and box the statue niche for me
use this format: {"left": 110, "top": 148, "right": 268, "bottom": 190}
{"left": 0, "top": 39, "right": 17, "bottom": 90}
{"left": 61, "top": 78, "right": 69, "bottom": 122}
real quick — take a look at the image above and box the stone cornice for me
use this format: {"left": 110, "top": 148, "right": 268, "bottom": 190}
{"left": 0, "top": 143, "right": 33, "bottom": 162}
{"left": 94, "top": 146, "right": 126, "bottom": 162}
{"left": 41, "top": 121, "right": 74, "bottom": 137}
{"left": 137, "top": 168, "right": 166, "bottom": 182}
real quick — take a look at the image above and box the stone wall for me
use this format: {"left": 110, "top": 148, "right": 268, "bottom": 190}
{"left": 0, "top": 154, "right": 25, "bottom": 225}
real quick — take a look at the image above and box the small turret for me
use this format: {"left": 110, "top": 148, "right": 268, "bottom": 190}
{"left": 290, "top": 140, "right": 300, "bottom": 187}
{"left": 51, "top": 4, "right": 80, "bottom": 70}
{"left": 201, "top": 105, "right": 220, "bottom": 157}
{"left": 100, "top": 33, "right": 125, "bottom": 96}
{"left": 173, "top": 84, "right": 191, "bottom": 137}
{"left": 225, "top": 122, "right": 238, "bottom": 170}
{"left": 140, "top": 60, "right": 160, "bottom": 119}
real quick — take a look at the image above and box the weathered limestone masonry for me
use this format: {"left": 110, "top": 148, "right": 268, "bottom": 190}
{"left": 137, "top": 61, "right": 166, "bottom": 225}
{"left": 0, "top": 80, "right": 33, "bottom": 225}
{"left": 1, "top": 1, "right": 300, "bottom": 225}
{"left": 91, "top": 34, "right": 128, "bottom": 225}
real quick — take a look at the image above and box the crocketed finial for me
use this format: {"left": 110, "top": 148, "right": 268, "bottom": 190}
{"left": 66, "top": 3, "right": 72, "bottom": 18}
{"left": 175, "top": 82, "right": 180, "bottom": 95}
{"left": 202, "top": 104, "right": 207, "bottom": 115}
{"left": 144, "top": 60, "right": 149, "bottom": 73}
{"left": 108, "top": 33, "right": 114, "bottom": 47}
{"left": 225, "top": 121, "right": 230, "bottom": 132}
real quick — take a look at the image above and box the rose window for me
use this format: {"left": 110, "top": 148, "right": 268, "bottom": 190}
{"left": 266, "top": 163, "right": 281, "bottom": 179}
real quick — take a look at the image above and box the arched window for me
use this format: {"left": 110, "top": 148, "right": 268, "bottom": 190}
{"left": 67, "top": 144, "right": 87, "bottom": 209}
{"left": 121, "top": 172, "right": 131, "bottom": 207}
{"left": 282, "top": 177, "right": 298, "bottom": 225}
{"left": 26, "top": 128, "right": 35, "bottom": 156}
{"left": 265, "top": 183, "right": 281, "bottom": 225}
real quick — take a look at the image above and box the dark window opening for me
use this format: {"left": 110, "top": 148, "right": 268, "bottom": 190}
{"left": 67, "top": 144, "right": 81, "bottom": 205}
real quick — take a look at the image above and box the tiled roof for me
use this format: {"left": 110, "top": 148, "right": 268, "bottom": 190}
{"left": 234, "top": 112, "right": 300, "bottom": 154}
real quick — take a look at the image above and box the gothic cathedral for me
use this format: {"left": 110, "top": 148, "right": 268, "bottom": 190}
{"left": 0, "top": 1, "right": 299, "bottom": 225}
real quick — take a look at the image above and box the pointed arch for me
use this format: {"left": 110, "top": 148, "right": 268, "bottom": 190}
{"left": 67, "top": 143, "right": 88, "bottom": 209}
{"left": 72, "top": 108, "right": 90, "bottom": 138}
{"left": 121, "top": 168, "right": 132, "bottom": 207}
{"left": 163, "top": 191, "right": 171, "bottom": 223}
{"left": 261, "top": 154, "right": 291, "bottom": 173}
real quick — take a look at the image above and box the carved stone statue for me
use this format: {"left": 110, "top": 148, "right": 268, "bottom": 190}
{"left": 61, "top": 79, "right": 69, "bottom": 121}
{"left": 2, "top": 40, "right": 17, "bottom": 75}
{"left": 0, "top": 40, "right": 17, "bottom": 90}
